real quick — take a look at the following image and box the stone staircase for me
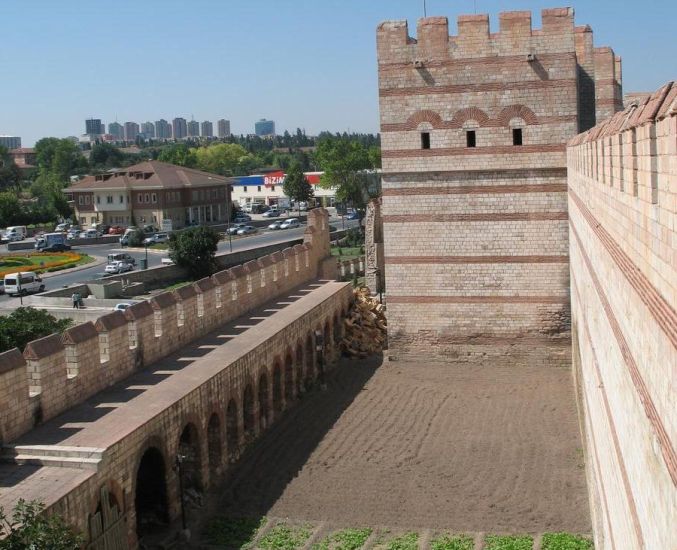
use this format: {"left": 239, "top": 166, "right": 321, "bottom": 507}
{"left": 0, "top": 444, "right": 104, "bottom": 470}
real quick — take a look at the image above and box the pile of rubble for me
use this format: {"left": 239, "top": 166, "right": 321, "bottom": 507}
{"left": 341, "top": 287, "right": 387, "bottom": 358}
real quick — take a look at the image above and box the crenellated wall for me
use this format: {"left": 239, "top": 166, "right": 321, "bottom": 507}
{"left": 0, "top": 209, "right": 336, "bottom": 446}
{"left": 567, "top": 82, "right": 676, "bottom": 550}
{"left": 377, "top": 8, "right": 622, "bottom": 363}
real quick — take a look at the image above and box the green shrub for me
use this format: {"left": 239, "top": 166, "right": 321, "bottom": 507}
{"left": 541, "top": 533, "right": 593, "bottom": 550}
{"left": 385, "top": 532, "right": 418, "bottom": 550}
{"left": 484, "top": 535, "right": 533, "bottom": 550}
{"left": 312, "top": 528, "right": 372, "bottom": 550}
{"left": 258, "top": 523, "right": 312, "bottom": 550}
{"left": 430, "top": 534, "right": 475, "bottom": 550}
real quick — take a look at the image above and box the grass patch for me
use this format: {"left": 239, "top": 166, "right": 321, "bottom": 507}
{"left": 149, "top": 243, "right": 168, "bottom": 250}
{"left": 430, "top": 534, "right": 475, "bottom": 550}
{"left": 542, "top": 533, "right": 593, "bottom": 550}
{"left": 377, "top": 532, "right": 418, "bottom": 550}
{"left": 484, "top": 535, "right": 534, "bottom": 550}
{"left": 312, "top": 528, "right": 372, "bottom": 550}
{"left": 204, "top": 516, "right": 266, "bottom": 549}
{"left": 160, "top": 280, "right": 193, "bottom": 292}
{"left": 258, "top": 522, "right": 312, "bottom": 550}
{"left": 331, "top": 246, "right": 362, "bottom": 260}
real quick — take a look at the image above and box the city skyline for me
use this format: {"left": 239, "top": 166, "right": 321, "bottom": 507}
{"left": 1, "top": 0, "right": 675, "bottom": 146}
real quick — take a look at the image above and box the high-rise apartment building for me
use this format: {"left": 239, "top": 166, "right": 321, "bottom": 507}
{"left": 155, "top": 119, "right": 172, "bottom": 139}
{"left": 124, "top": 122, "right": 140, "bottom": 141}
{"left": 201, "top": 121, "right": 213, "bottom": 138}
{"left": 172, "top": 118, "right": 187, "bottom": 139}
{"left": 255, "top": 119, "right": 275, "bottom": 136}
{"left": 0, "top": 136, "right": 21, "bottom": 149}
{"left": 85, "top": 118, "right": 104, "bottom": 135}
{"left": 108, "top": 122, "right": 124, "bottom": 140}
{"left": 217, "top": 119, "right": 231, "bottom": 138}
{"left": 140, "top": 122, "right": 155, "bottom": 139}
{"left": 187, "top": 120, "right": 200, "bottom": 137}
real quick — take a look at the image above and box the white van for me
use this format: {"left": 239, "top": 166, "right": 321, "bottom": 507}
{"left": 5, "top": 226, "right": 27, "bottom": 240}
{"left": 4, "top": 272, "right": 45, "bottom": 296}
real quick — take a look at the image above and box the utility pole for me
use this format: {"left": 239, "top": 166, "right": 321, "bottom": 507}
{"left": 423, "top": 0, "right": 427, "bottom": 17}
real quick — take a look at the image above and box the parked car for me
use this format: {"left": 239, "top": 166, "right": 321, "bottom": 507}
{"left": 4, "top": 233, "right": 23, "bottom": 242}
{"left": 268, "top": 220, "right": 284, "bottom": 230}
{"left": 104, "top": 261, "right": 134, "bottom": 275}
{"left": 143, "top": 233, "right": 169, "bottom": 245}
{"left": 119, "top": 234, "right": 130, "bottom": 246}
{"left": 3, "top": 272, "right": 45, "bottom": 296}
{"left": 236, "top": 225, "right": 256, "bottom": 235}
{"left": 42, "top": 243, "right": 72, "bottom": 252}
{"left": 108, "top": 226, "right": 124, "bottom": 235}
{"left": 80, "top": 229, "right": 101, "bottom": 239}
{"left": 228, "top": 223, "right": 248, "bottom": 235}
{"left": 346, "top": 211, "right": 360, "bottom": 220}
{"left": 54, "top": 223, "right": 70, "bottom": 232}
{"left": 4, "top": 226, "right": 27, "bottom": 240}
{"left": 66, "top": 230, "right": 79, "bottom": 240}
{"left": 233, "top": 214, "right": 251, "bottom": 222}
{"left": 262, "top": 209, "right": 280, "bottom": 218}
{"left": 279, "top": 218, "right": 300, "bottom": 230}
{"left": 113, "top": 303, "right": 133, "bottom": 312}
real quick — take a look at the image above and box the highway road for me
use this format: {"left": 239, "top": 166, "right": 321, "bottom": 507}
{"left": 0, "top": 217, "right": 358, "bottom": 305}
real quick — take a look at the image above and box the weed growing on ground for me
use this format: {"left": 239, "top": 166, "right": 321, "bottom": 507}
{"left": 258, "top": 522, "right": 312, "bottom": 550}
{"left": 542, "top": 533, "right": 594, "bottom": 550}
{"left": 484, "top": 534, "right": 534, "bottom": 550}
{"left": 312, "top": 528, "right": 372, "bottom": 550}
{"left": 430, "top": 534, "right": 475, "bottom": 550}
{"left": 385, "top": 532, "right": 418, "bottom": 550}
{"left": 204, "top": 516, "right": 266, "bottom": 549}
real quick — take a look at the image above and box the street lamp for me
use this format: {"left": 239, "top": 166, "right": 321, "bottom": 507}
{"left": 226, "top": 184, "right": 233, "bottom": 253}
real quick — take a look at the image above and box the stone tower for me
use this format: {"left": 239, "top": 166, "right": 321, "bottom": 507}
{"left": 376, "top": 8, "right": 622, "bottom": 363}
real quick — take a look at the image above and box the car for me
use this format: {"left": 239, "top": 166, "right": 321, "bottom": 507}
{"left": 107, "top": 253, "right": 136, "bottom": 266}
{"left": 346, "top": 211, "right": 360, "bottom": 220}
{"left": 104, "top": 261, "right": 134, "bottom": 275}
{"left": 113, "top": 303, "right": 133, "bottom": 312}
{"left": 161, "top": 258, "right": 175, "bottom": 266}
{"left": 108, "top": 226, "right": 124, "bottom": 235}
{"left": 66, "top": 230, "right": 79, "bottom": 240}
{"left": 143, "top": 233, "right": 169, "bottom": 245}
{"left": 4, "top": 233, "right": 22, "bottom": 242}
{"left": 119, "top": 234, "right": 130, "bottom": 246}
{"left": 233, "top": 214, "right": 251, "bottom": 222}
{"left": 236, "top": 225, "right": 256, "bottom": 235}
{"left": 54, "top": 223, "right": 70, "bottom": 232}
{"left": 262, "top": 209, "right": 280, "bottom": 218}
{"left": 227, "top": 223, "right": 248, "bottom": 235}
{"left": 80, "top": 229, "right": 101, "bottom": 239}
{"left": 279, "top": 218, "right": 300, "bottom": 230}
{"left": 268, "top": 220, "right": 284, "bottom": 230}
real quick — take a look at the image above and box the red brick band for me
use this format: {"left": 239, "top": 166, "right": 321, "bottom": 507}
{"left": 572, "top": 276, "right": 644, "bottom": 547}
{"left": 595, "top": 98, "right": 624, "bottom": 107}
{"left": 570, "top": 189, "right": 677, "bottom": 349}
{"left": 378, "top": 51, "right": 575, "bottom": 70}
{"left": 381, "top": 115, "right": 577, "bottom": 132}
{"left": 383, "top": 212, "right": 568, "bottom": 223}
{"left": 382, "top": 144, "right": 566, "bottom": 158}
{"left": 382, "top": 184, "right": 567, "bottom": 196}
{"left": 385, "top": 255, "right": 568, "bottom": 264}
{"left": 570, "top": 218, "right": 677, "bottom": 486}
{"left": 380, "top": 79, "right": 576, "bottom": 97}
{"left": 388, "top": 295, "right": 568, "bottom": 304}
{"left": 382, "top": 167, "right": 568, "bottom": 178}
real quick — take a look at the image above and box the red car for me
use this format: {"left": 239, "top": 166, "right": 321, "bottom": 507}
{"left": 108, "top": 226, "right": 124, "bottom": 235}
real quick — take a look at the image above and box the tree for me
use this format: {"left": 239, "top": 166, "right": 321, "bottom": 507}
{"left": 34, "top": 138, "right": 87, "bottom": 181}
{"left": 0, "top": 192, "right": 23, "bottom": 226}
{"left": 0, "top": 308, "right": 73, "bottom": 354}
{"left": 283, "top": 161, "right": 314, "bottom": 216}
{"left": 314, "top": 137, "right": 378, "bottom": 218}
{"left": 127, "top": 229, "right": 145, "bottom": 247}
{"left": 193, "top": 143, "right": 251, "bottom": 175}
{"left": 0, "top": 499, "right": 83, "bottom": 549}
{"left": 157, "top": 143, "right": 197, "bottom": 168}
{"left": 90, "top": 142, "right": 125, "bottom": 168}
{"left": 168, "top": 226, "right": 221, "bottom": 278}
{"left": 0, "top": 146, "right": 22, "bottom": 191}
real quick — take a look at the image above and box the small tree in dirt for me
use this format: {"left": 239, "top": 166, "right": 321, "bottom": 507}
{"left": 282, "top": 161, "right": 313, "bottom": 216}
{"left": 0, "top": 307, "right": 73, "bottom": 354}
{"left": 168, "top": 225, "right": 221, "bottom": 278}
{"left": 0, "top": 499, "right": 83, "bottom": 549}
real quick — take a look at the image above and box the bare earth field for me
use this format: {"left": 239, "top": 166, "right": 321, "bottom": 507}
{"left": 215, "top": 356, "right": 590, "bottom": 535}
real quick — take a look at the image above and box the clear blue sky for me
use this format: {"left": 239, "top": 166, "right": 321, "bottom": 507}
{"left": 1, "top": 0, "right": 675, "bottom": 146}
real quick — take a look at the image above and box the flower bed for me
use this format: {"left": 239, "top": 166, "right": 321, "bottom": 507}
{"left": 0, "top": 252, "right": 82, "bottom": 277}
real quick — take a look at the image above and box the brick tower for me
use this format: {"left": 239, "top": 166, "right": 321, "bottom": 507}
{"left": 376, "top": 8, "right": 622, "bottom": 363}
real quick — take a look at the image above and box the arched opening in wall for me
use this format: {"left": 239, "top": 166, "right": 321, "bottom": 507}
{"left": 295, "top": 340, "right": 303, "bottom": 395}
{"left": 135, "top": 447, "right": 169, "bottom": 537}
{"left": 324, "top": 321, "right": 331, "bottom": 363}
{"left": 285, "top": 350, "right": 295, "bottom": 404}
{"left": 178, "top": 423, "right": 203, "bottom": 493}
{"left": 243, "top": 385, "right": 255, "bottom": 439}
{"left": 258, "top": 371, "right": 269, "bottom": 431}
{"left": 272, "top": 361, "right": 283, "bottom": 416}
{"left": 207, "top": 413, "right": 222, "bottom": 481}
{"left": 226, "top": 399, "right": 239, "bottom": 461}
{"left": 305, "top": 333, "right": 314, "bottom": 387}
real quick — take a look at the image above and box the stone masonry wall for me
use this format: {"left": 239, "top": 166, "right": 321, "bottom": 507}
{"left": 377, "top": 8, "right": 621, "bottom": 363}
{"left": 0, "top": 209, "right": 336, "bottom": 446}
{"left": 568, "top": 82, "right": 676, "bottom": 550}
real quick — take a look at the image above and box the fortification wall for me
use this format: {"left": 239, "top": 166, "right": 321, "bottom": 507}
{"left": 0, "top": 209, "right": 336, "bottom": 446}
{"left": 377, "top": 8, "right": 621, "bottom": 362}
{"left": 567, "top": 82, "right": 676, "bottom": 550}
